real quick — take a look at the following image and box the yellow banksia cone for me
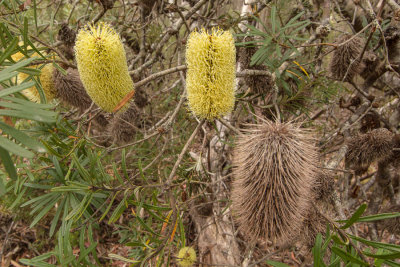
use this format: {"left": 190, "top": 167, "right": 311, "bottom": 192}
{"left": 12, "top": 52, "right": 57, "bottom": 103}
{"left": 176, "top": 247, "right": 196, "bottom": 267}
{"left": 186, "top": 28, "right": 236, "bottom": 120}
{"left": 74, "top": 23, "right": 134, "bottom": 112}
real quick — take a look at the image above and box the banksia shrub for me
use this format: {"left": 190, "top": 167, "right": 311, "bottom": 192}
{"left": 75, "top": 23, "right": 134, "bottom": 112}
{"left": 345, "top": 128, "right": 393, "bottom": 175}
{"left": 185, "top": 28, "right": 235, "bottom": 120}
{"left": 232, "top": 121, "right": 318, "bottom": 243}
{"left": 176, "top": 247, "right": 197, "bottom": 267}
{"left": 12, "top": 52, "right": 57, "bottom": 102}
{"left": 330, "top": 34, "right": 364, "bottom": 81}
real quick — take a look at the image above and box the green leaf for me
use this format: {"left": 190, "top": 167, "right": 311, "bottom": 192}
{"left": 0, "top": 121, "right": 45, "bottom": 152}
{"left": 312, "top": 233, "right": 324, "bottom": 266}
{"left": 265, "top": 260, "right": 291, "bottom": 267}
{"left": 0, "top": 146, "right": 17, "bottom": 179}
{"left": 108, "top": 192, "right": 128, "bottom": 224}
{"left": 0, "top": 108, "right": 55, "bottom": 123}
{"left": 0, "top": 135, "right": 34, "bottom": 158}
{"left": 331, "top": 247, "right": 369, "bottom": 266}
{"left": 0, "top": 81, "right": 35, "bottom": 97}
{"left": 0, "top": 36, "right": 17, "bottom": 65}
{"left": 108, "top": 254, "right": 139, "bottom": 263}
{"left": 49, "top": 197, "right": 65, "bottom": 237}
{"left": 340, "top": 203, "right": 367, "bottom": 229}
{"left": 355, "top": 213, "right": 400, "bottom": 223}
{"left": 78, "top": 242, "right": 98, "bottom": 263}
{"left": 363, "top": 251, "right": 400, "bottom": 260}
{"left": 30, "top": 195, "right": 59, "bottom": 228}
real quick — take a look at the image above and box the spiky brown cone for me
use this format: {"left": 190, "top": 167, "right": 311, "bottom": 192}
{"left": 231, "top": 121, "right": 318, "bottom": 243}
{"left": 111, "top": 103, "right": 137, "bottom": 143}
{"left": 345, "top": 128, "right": 393, "bottom": 175}
{"left": 53, "top": 68, "right": 109, "bottom": 126}
{"left": 330, "top": 34, "right": 364, "bottom": 82}
{"left": 300, "top": 208, "right": 329, "bottom": 249}
{"left": 238, "top": 46, "right": 273, "bottom": 95}
{"left": 313, "top": 170, "right": 335, "bottom": 202}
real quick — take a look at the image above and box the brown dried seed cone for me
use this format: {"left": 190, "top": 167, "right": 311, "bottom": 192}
{"left": 301, "top": 208, "right": 329, "bottom": 249}
{"left": 313, "top": 170, "right": 335, "bottom": 202}
{"left": 345, "top": 128, "right": 393, "bottom": 174}
{"left": 111, "top": 102, "right": 137, "bottom": 143}
{"left": 238, "top": 46, "right": 273, "bottom": 95}
{"left": 231, "top": 121, "right": 318, "bottom": 243}
{"left": 53, "top": 68, "right": 109, "bottom": 126}
{"left": 330, "top": 35, "right": 364, "bottom": 81}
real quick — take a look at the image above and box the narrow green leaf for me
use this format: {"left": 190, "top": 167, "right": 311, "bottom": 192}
{"left": 0, "top": 121, "right": 45, "bottom": 152}
{"left": 78, "top": 242, "right": 98, "bottom": 262}
{"left": 30, "top": 195, "right": 59, "bottom": 228}
{"left": 363, "top": 251, "right": 400, "bottom": 260}
{"left": 0, "top": 146, "right": 17, "bottom": 179}
{"left": 0, "top": 81, "right": 35, "bottom": 97}
{"left": 99, "top": 193, "right": 118, "bottom": 222}
{"left": 0, "top": 135, "right": 34, "bottom": 158}
{"left": 49, "top": 197, "right": 65, "bottom": 237}
{"left": 108, "top": 254, "right": 139, "bottom": 264}
{"left": 340, "top": 203, "right": 367, "bottom": 229}
{"left": 331, "top": 247, "right": 368, "bottom": 266}
{"left": 0, "top": 37, "right": 17, "bottom": 65}
{"left": 265, "top": 260, "right": 291, "bottom": 267}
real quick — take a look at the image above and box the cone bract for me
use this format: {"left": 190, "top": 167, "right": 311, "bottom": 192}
{"left": 185, "top": 28, "right": 236, "bottom": 120}
{"left": 74, "top": 23, "right": 134, "bottom": 112}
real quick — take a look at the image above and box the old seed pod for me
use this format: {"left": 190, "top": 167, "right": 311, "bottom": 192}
{"left": 346, "top": 128, "right": 394, "bottom": 175}
{"left": 232, "top": 121, "right": 318, "bottom": 243}
{"left": 185, "top": 28, "right": 236, "bottom": 120}
{"left": 329, "top": 34, "right": 364, "bottom": 82}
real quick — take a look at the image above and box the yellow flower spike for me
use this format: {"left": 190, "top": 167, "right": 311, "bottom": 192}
{"left": 176, "top": 247, "right": 197, "bottom": 267}
{"left": 12, "top": 52, "right": 57, "bottom": 103}
{"left": 74, "top": 23, "right": 134, "bottom": 113}
{"left": 185, "top": 28, "right": 236, "bottom": 120}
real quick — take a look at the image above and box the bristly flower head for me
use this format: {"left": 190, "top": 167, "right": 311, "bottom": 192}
{"left": 232, "top": 121, "right": 318, "bottom": 244}
{"left": 185, "top": 28, "right": 236, "bottom": 120}
{"left": 12, "top": 52, "right": 57, "bottom": 103}
{"left": 74, "top": 22, "right": 134, "bottom": 112}
{"left": 176, "top": 247, "right": 197, "bottom": 267}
